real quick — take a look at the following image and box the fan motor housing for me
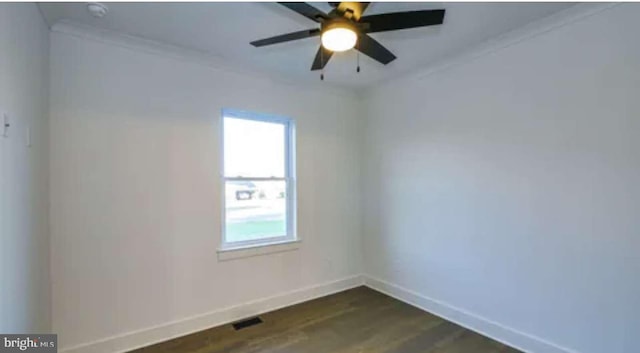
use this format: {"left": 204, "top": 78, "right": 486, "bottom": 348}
{"left": 321, "top": 18, "right": 359, "bottom": 35}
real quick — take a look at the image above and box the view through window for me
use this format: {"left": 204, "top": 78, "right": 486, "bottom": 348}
{"left": 222, "top": 110, "right": 295, "bottom": 247}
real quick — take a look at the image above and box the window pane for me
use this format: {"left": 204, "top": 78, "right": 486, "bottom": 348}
{"left": 225, "top": 180, "right": 287, "bottom": 243}
{"left": 224, "top": 117, "right": 286, "bottom": 178}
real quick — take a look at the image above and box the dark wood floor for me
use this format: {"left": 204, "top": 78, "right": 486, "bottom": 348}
{"left": 130, "top": 286, "right": 521, "bottom": 353}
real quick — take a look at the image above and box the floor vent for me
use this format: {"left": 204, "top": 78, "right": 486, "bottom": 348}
{"left": 232, "top": 316, "right": 263, "bottom": 330}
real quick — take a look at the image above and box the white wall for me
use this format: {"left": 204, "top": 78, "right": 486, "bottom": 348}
{"left": 49, "top": 28, "right": 363, "bottom": 350}
{"left": 363, "top": 4, "right": 639, "bottom": 353}
{"left": 0, "top": 3, "right": 51, "bottom": 333}
{"left": 47, "top": 4, "right": 640, "bottom": 353}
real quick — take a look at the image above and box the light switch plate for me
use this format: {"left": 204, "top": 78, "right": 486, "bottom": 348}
{"left": 2, "top": 111, "right": 9, "bottom": 138}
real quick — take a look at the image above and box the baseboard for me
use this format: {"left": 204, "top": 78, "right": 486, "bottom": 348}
{"left": 60, "top": 275, "right": 365, "bottom": 353}
{"left": 60, "top": 274, "right": 574, "bottom": 353}
{"left": 364, "top": 275, "right": 578, "bottom": 353}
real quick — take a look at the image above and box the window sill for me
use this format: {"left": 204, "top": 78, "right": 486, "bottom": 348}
{"left": 217, "top": 239, "right": 301, "bottom": 261}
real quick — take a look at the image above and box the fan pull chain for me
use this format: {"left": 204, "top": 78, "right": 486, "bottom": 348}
{"left": 321, "top": 47, "right": 325, "bottom": 81}
{"left": 356, "top": 40, "right": 361, "bottom": 73}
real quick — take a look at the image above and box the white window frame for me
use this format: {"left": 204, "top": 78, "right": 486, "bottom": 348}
{"left": 219, "top": 109, "right": 297, "bottom": 252}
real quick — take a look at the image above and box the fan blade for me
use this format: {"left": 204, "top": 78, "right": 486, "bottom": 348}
{"left": 361, "top": 9, "right": 445, "bottom": 33}
{"left": 356, "top": 34, "right": 396, "bottom": 65}
{"left": 336, "top": 2, "right": 370, "bottom": 20}
{"left": 279, "top": 2, "right": 329, "bottom": 23}
{"left": 251, "top": 28, "right": 321, "bottom": 47}
{"left": 311, "top": 46, "right": 334, "bottom": 71}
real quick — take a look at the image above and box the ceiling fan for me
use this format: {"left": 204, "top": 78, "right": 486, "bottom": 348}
{"left": 250, "top": 2, "right": 446, "bottom": 75}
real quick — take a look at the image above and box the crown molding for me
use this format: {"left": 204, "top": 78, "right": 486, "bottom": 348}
{"left": 50, "top": 20, "right": 360, "bottom": 99}
{"left": 50, "top": 3, "right": 619, "bottom": 99}
{"left": 364, "top": 2, "right": 620, "bottom": 96}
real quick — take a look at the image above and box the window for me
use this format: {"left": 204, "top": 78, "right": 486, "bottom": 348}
{"left": 220, "top": 109, "right": 296, "bottom": 250}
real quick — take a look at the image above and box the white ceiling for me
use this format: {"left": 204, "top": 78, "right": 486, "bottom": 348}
{"left": 38, "top": 2, "right": 575, "bottom": 89}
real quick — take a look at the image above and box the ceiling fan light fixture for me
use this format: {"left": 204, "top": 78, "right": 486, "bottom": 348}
{"left": 250, "top": 3, "right": 446, "bottom": 70}
{"left": 321, "top": 24, "right": 357, "bottom": 52}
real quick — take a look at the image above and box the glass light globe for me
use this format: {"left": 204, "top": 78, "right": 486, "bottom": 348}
{"left": 321, "top": 27, "right": 357, "bottom": 52}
